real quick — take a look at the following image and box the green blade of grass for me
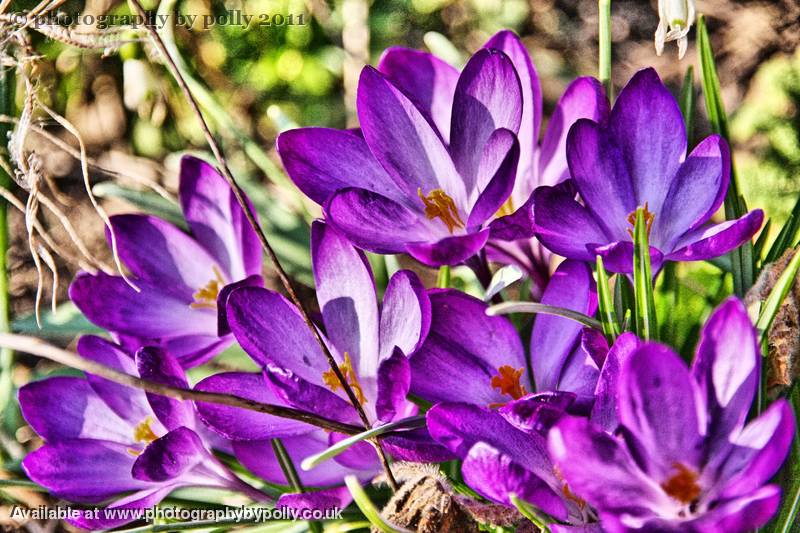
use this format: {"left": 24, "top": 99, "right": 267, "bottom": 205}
{"left": 595, "top": 256, "right": 620, "bottom": 342}
{"left": 272, "top": 439, "right": 322, "bottom": 533}
{"left": 436, "top": 265, "right": 451, "bottom": 288}
{"left": 0, "top": 63, "right": 14, "bottom": 420}
{"left": 633, "top": 208, "right": 657, "bottom": 340}
{"left": 756, "top": 248, "right": 800, "bottom": 346}
{"left": 486, "top": 302, "right": 602, "bottom": 330}
{"left": 765, "top": 194, "right": 800, "bottom": 265}
{"left": 679, "top": 66, "right": 695, "bottom": 146}
{"left": 598, "top": 0, "right": 612, "bottom": 98}
{"left": 344, "top": 476, "right": 413, "bottom": 533}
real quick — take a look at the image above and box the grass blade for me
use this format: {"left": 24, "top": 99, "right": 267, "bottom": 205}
{"left": 598, "top": 0, "right": 612, "bottom": 98}
{"left": 436, "top": 265, "right": 451, "bottom": 289}
{"left": 0, "top": 63, "right": 13, "bottom": 419}
{"left": 487, "top": 302, "right": 602, "bottom": 330}
{"left": 272, "top": 439, "right": 322, "bottom": 533}
{"left": 633, "top": 207, "right": 657, "bottom": 340}
{"left": 756, "top": 248, "right": 800, "bottom": 346}
{"left": 679, "top": 66, "right": 695, "bottom": 146}
{"left": 765, "top": 194, "right": 800, "bottom": 265}
{"left": 344, "top": 476, "right": 413, "bottom": 533}
{"left": 595, "top": 256, "right": 620, "bottom": 341}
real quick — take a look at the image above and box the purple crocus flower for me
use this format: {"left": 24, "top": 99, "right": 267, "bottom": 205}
{"left": 69, "top": 156, "right": 262, "bottom": 367}
{"left": 548, "top": 298, "right": 795, "bottom": 532}
{"left": 19, "top": 336, "right": 264, "bottom": 530}
{"left": 409, "top": 260, "right": 601, "bottom": 410}
{"left": 278, "top": 38, "right": 529, "bottom": 267}
{"left": 194, "top": 221, "right": 449, "bottom": 509}
{"left": 532, "top": 68, "right": 764, "bottom": 273}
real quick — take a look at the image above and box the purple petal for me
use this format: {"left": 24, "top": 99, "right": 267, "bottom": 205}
{"left": 377, "top": 48, "right": 459, "bottom": 142}
{"left": 483, "top": 30, "right": 542, "bottom": 184}
{"left": 609, "top": 68, "right": 687, "bottom": 215}
{"left": 135, "top": 347, "right": 194, "bottom": 431}
{"left": 326, "top": 187, "right": 432, "bottom": 255}
{"left": 22, "top": 439, "right": 151, "bottom": 503}
{"left": 216, "top": 274, "right": 263, "bottom": 336}
{"left": 467, "top": 129, "right": 520, "bottom": 228}
{"left": 410, "top": 289, "right": 527, "bottom": 405}
{"left": 683, "top": 485, "right": 782, "bottom": 533}
{"left": 462, "top": 442, "right": 567, "bottom": 520}
{"left": 132, "top": 427, "right": 206, "bottom": 482}
{"left": 538, "top": 77, "right": 609, "bottom": 188}
{"left": 76, "top": 336, "right": 151, "bottom": 425}
{"left": 532, "top": 184, "right": 608, "bottom": 261}
{"left": 379, "top": 269, "right": 431, "bottom": 359}
{"left": 382, "top": 427, "right": 454, "bottom": 463}
{"left": 376, "top": 347, "right": 411, "bottom": 422}
{"left": 178, "top": 156, "right": 261, "bottom": 280}
{"left": 556, "top": 345, "right": 600, "bottom": 412}
{"left": 68, "top": 485, "right": 176, "bottom": 530}
{"left": 666, "top": 210, "right": 764, "bottom": 262}
{"left": 19, "top": 377, "right": 134, "bottom": 443}
{"left": 594, "top": 241, "right": 665, "bottom": 274}
{"left": 194, "top": 372, "right": 311, "bottom": 439}
{"left": 531, "top": 260, "right": 597, "bottom": 392}
{"left": 264, "top": 365, "right": 361, "bottom": 425}
{"left": 277, "top": 127, "right": 407, "bottom": 205}
{"left": 652, "top": 135, "right": 730, "bottom": 250}
{"left": 405, "top": 229, "right": 490, "bottom": 267}
{"left": 618, "top": 344, "right": 705, "bottom": 477}
{"left": 328, "top": 432, "right": 380, "bottom": 471}
{"left": 278, "top": 485, "right": 354, "bottom": 512}
{"left": 357, "top": 66, "right": 465, "bottom": 205}
{"left": 487, "top": 194, "right": 535, "bottom": 241}
{"left": 311, "top": 221, "right": 379, "bottom": 379}
{"left": 227, "top": 286, "right": 329, "bottom": 383}
{"left": 567, "top": 118, "right": 635, "bottom": 239}
{"left": 497, "top": 392, "right": 575, "bottom": 436}
{"left": 691, "top": 298, "right": 760, "bottom": 446}
{"left": 590, "top": 332, "right": 641, "bottom": 432}
{"left": 450, "top": 49, "right": 522, "bottom": 192}
{"left": 548, "top": 416, "right": 672, "bottom": 514}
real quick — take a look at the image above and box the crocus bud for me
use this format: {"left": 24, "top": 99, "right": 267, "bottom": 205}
{"left": 655, "top": 0, "right": 696, "bottom": 59}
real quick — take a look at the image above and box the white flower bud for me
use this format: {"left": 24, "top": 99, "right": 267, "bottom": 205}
{"left": 655, "top": 0, "right": 696, "bottom": 59}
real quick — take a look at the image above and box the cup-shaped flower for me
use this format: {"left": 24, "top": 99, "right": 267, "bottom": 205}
{"left": 194, "top": 221, "right": 449, "bottom": 509}
{"left": 655, "top": 0, "right": 696, "bottom": 59}
{"left": 69, "top": 156, "right": 263, "bottom": 368}
{"left": 532, "top": 68, "right": 763, "bottom": 274}
{"left": 19, "top": 337, "right": 264, "bottom": 530}
{"left": 548, "top": 298, "right": 795, "bottom": 532}
{"left": 409, "top": 260, "right": 603, "bottom": 409}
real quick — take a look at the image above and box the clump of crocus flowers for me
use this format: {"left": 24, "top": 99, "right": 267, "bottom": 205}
{"left": 14, "top": 29, "right": 794, "bottom": 533}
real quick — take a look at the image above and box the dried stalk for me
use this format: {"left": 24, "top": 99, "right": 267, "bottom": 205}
{"left": 129, "top": 0, "right": 398, "bottom": 490}
{"left": 0, "top": 332, "right": 365, "bottom": 436}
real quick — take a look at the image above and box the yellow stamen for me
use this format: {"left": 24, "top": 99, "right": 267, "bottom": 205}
{"left": 495, "top": 196, "right": 515, "bottom": 218}
{"left": 489, "top": 365, "right": 528, "bottom": 407}
{"left": 661, "top": 463, "right": 701, "bottom": 504}
{"left": 322, "top": 352, "right": 367, "bottom": 405}
{"left": 626, "top": 202, "right": 655, "bottom": 239}
{"left": 418, "top": 188, "right": 464, "bottom": 234}
{"left": 190, "top": 265, "right": 225, "bottom": 309}
{"left": 127, "top": 416, "right": 159, "bottom": 456}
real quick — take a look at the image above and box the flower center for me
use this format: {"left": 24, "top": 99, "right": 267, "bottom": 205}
{"left": 661, "top": 463, "right": 701, "bottom": 504}
{"left": 489, "top": 365, "right": 528, "bottom": 407}
{"left": 495, "top": 196, "right": 515, "bottom": 218}
{"left": 626, "top": 202, "right": 655, "bottom": 239}
{"left": 127, "top": 416, "right": 158, "bottom": 456}
{"left": 190, "top": 265, "right": 225, "bottom": 309}
{"left": 322, "top": 352, "right": 367, "bottom": 405}
{"left": 418, "top": 188, "right": 464, "bottom": 234}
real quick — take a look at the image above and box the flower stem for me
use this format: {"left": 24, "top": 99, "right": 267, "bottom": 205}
{"left": 272, "top": 439, "right": 322, "bottom": 533}
{"left": 436, "top": 265, "right": 450, "bottom": 288}
{"left": 598, "top": 0, "right": 613, "bottom": 99}
{"left": 0, "top": 63, "right": 14, "bottom": 418}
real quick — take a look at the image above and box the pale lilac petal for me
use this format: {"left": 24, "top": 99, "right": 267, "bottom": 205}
{"left": 379, "top": 269, "right": 430, "bottom": 359}
{"left": 591, "top": 332, "right": 641, "bottom": 432}
{"left": 467, "top": 129, "right": 520, "bottom": 228}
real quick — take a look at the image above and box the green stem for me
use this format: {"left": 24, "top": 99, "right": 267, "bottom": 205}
{"left": 0, "top": 63, "right": 14, "bottom": 420}
{"left": 436, "top": 265, "right": 451, "bottom": 288}
{"left": 271, "top": 439, "right": 322, "bottom": 533}
{"left": 598, "top": 0, "right": 613, "bottom": 98}
{"left": 633, "top": 207, "right": 657, "bottom": 340}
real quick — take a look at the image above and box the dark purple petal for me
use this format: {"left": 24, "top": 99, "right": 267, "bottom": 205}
{"left": 450, "top": 49, "right": 522, "bottom": 192}
{"left": 483, "top": 30, "right": 542, "bottom": 184}
{"left": 382, "top": 427, "right": 454, "bottom": 463}
{"left": 19, "top": 377, "right": 134, "bottom": 443}
{"left": 682, "top": 485, "right": 782, "bottom": 533}
{"left": 691, "top": 298, "right": 759, "bottom": 446}
{"left": 379, "top": 269, "right": 431, "bottom": 359}
{"left": 497, "top": 392, "right": 575, "bottom": 436}
{"left": 76, "top": 336, "right": 150, "bottom": 425}
{"left": 357, "top": 66, "right": 465, "bottom": 204}
{"left": 195, "top": 372, "right": 311, "bottom": 439}
{"left": 132, "top": 427, "right": 206, "bottom": 482}
{"left": 590, "top": 332, "right": 641, "bottom": 432}
{"left": 216, "top": 274, "right": 263, "bottom": 336}
{"left": 487, "top": 194, "right": 535, "bottom": 241}
{"left": 178, "top": 155, "right": 261, "bottom": 280}
{"left": 227, "top": 286, "right": 329, "bottom": 383}
{"left": 538, "top": 77, "right": 609, "bottom": 188}
{"left": 594, "top": 241, "right": 665, "bottom": 274}
{"left": 326, "top": 187, "right": 432, "bottom": 255}
{"left": 264, "top": 365, "right": 361, "bottom": 425}
{"left": 609, "top": 68, "right": 687, "bottom": 215}
{"left": 462, "top": 442, "right": 567, "bottom": 520}
{"left": 556, "top": 346, "right": 600, "bottom": 412}
{"left": 567, "top": 118, "right": 636, "bottom": 239}
{"left": 278, "top": 485, "right": 354, "bottom": 512}
{"left": 377, "top": 48, "right": 459, "bottom": 142}
{"left": 405, "top": 229, "right": 490, "bottom": 267}
{"left": 618, "top": 344, "right": 705, "bottom": 477}
{"left": 135, "top": 347, "right": 194, "bottom": 431}
{"left": 68, "top": 485, "right": 176, "bottom": 530}
{"left": 548, "top": 416, "right": 672, "bottom": 514}
{"left": 532, "top": 184, "right": 608, "bottom": 261}
{"left": 467, "top": 129, "right": 520, "bottom": 228}
{"left": 328, "top": 432, "right": 380, "bottom": 471}
{"left": 311, "top": 221, "right": 379, "bottom": 380}
{"left": 22, "top": 440, "right": 151, "bottom": 503}
{"left": 149, "top": 334, "right": 229, "bottom": 368}
{"left": 376, "top": 347, "right": 411, "bottom": 422}
{"left": 277, "top": 127, "right": 407, "bottom": 205}
{"left": 410, "top": 289, "right": 527, "bottom": 405}
{"left": 107, "top": 214, "right": 220, "bottom": 300}
{"left": 666, "top": 210, "right": 764, "bottom": 262}
{"left": 531, "top": 260, "right": 597, "bottom": 392}
{"left": 652, "top": 135, "right": 730, "bottom": 250}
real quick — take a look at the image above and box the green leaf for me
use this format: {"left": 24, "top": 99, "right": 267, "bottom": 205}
{"left": 92, "top": 182, "right": 186, "bottom": 229}
{"left": 633, "top": 207, "right": 657, "bottom": 340}
{"left": 436, "top": 265, "right": 451, "bottom": 289}
{"left": 509, "top": 494, "right": 551, "bottom": 533}
{"left": 344, "top": 476, "right": 413, "bottom": 533}
{"left": 679, "top": 66, "right": 695, "bottom": 146}
{"left": 753, "top": 219, "right": 772, "bottom": 263}
{"left": 598, "top": 0, "right": 612, "bottom": 98}
{"left": 765, "top": 194, "right": 800, "bottom": 265}
{"left": 12, "top": 302, "right": 104, "bottom": 339}
{"left": 487, "top": 302, "right": 602, "bottom": 330}
{"left": 595, "top": 256, "right": 620, "bottom": 342}
{"left": 756, "top": 247, "right": 800, "bottom": 346}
